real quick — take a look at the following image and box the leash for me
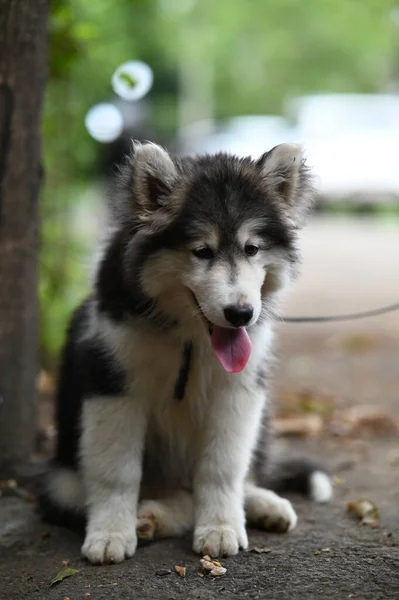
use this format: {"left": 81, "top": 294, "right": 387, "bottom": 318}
{"left": 281, "top": 301, "right": 399, "bottom": 324}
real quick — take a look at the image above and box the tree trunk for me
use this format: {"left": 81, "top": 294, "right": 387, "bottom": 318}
{"left": 0, "top": 0, "right": 48, "bottom": 476}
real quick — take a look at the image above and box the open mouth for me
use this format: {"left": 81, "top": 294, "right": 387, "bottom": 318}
{"left": 191, "top": 293, "right": 252, "bottom": 374}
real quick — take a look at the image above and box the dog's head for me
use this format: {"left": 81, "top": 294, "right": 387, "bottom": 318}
{"left": 107, "top": 141, "right": 315, "bottom": 372}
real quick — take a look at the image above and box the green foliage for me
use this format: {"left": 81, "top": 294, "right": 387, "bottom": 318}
{"left": 40, "top": 0, "right": 399, "bottom": 370}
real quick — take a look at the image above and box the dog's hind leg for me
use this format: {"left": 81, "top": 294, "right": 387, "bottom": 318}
{"left": 136, "top": 490, "right": 193, "bottom": 541}
{"left": 244, "top": 482, "right": 297, "bottom": 533}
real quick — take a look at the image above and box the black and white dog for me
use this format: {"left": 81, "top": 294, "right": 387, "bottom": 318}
{"left": 41, "top": 142, "right": 332, "bottom": 564}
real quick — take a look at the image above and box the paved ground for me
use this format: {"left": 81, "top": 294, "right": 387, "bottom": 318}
{"left": 1, "top": 216, "right": 399, "bottom": 600}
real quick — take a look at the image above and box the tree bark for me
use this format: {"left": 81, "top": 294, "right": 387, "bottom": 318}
{"left": 0, "top": 0, "right": 48, "bottom": 476}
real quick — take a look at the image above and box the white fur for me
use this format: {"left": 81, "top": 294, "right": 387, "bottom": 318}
{"left": 80, "top": 396, "right": 148, "bottom": 564}
{"left": 80, "top": 316, "right": 282, "bottom": 562}
{"left": 137, "top": 491, "right": 194, "bottom": 539}
{"left": 309, "top": 471, "right": 333, "bottom": 503}
{"left": 245, "top": 483, "right": 297, "bottom": 532}
{"left": 47, "top": 468, "right": 84, "bottom": 512}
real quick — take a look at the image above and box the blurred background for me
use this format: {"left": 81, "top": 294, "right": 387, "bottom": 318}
{"left": 40, "top": 0, "right": 399, "bottom": 389}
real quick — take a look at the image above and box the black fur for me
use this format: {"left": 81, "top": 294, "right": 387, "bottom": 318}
{"left": 38, "top": 479, "right": 85, "bottom": 532}
{"left": 173, "top": 341, "right": 193, "bottom": 400}
{"left": 53, "top": 298, "right": 126, "bottom": 471}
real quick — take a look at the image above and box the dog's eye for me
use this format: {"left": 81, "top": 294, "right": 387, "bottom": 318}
{"left": 245, "top": 244, "right": 259, "bottom": 257}
{"left": 193, "top": 246, "right": 214, "bottom": 260}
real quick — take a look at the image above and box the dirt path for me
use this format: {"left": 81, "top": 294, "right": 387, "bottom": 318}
{"left": 1, "top": 216, "right": 399, "bottom": 599}
{"left": 1, "top": 437, "right": 399, "bottom": 600}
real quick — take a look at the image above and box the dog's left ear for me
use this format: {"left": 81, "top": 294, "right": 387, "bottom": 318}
{"left": 257, "top": 144, "right": 315, "bottom": 228}
{"left": 133, "top": 141, "right": 177, "bottom": 215}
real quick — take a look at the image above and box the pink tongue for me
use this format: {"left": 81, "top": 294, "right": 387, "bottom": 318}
{"left": 211, "top": 327, "right": 252, "bottom": 373}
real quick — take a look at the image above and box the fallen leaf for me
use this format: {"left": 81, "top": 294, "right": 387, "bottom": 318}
{"left": 348, "top": 594, "right": 357, "bottom": 598}
{"left": 343, "top": 334, "right": 374, "bottom": 353}
{"left": 274, "top": 414, "right": 324, "bottom": 438}
{"left": 332, "top": 476, "right": 345, "bottom": 486}
{"left": 50, "top": 568, "right": 79, "bottom": 587}
{"left": 200, "top": 558, "right": 215, "bottom": 572}
{"left": 210, "top": 566, "right": 227, "bottom": 577}
{"left": 347, "top": 499, "right": 379, "bottom": 528}
{"left": 200, "top": 556, "right": 226, "bottom": 575}
{"left": 0, "top": 479, "right": 17, "bottom": 489}
{"left": 277, "top": 389, "right": 338, "bottom": 419}
{"left": 248, "top": 546, "right": 272, "bottom": 554}
{"left": 37, "top": 370, "right": 56, "bottom": 395}
{"left": 61, "top": 560, "right": 69, "bottom": 567}
{"left": 175, "top": 565, "right": 186, "bottom": 578}
{"left": 330, "top": 405, "right": 399, "bottom": 438}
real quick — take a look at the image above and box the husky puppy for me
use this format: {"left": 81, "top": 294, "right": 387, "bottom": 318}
{"left": 40, "top": 141, "right": 332, "bottom": 564}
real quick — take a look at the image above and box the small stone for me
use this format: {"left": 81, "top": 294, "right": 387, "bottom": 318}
{"left": 156, "top": 568, "right": 172, "bottom": 577}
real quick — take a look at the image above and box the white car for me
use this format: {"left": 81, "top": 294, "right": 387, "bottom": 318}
{"left": 179, "top": 115, "right": 297, "bottom": 158}
{"left": 290, "top": 94, "right": 399, "bottom": 201}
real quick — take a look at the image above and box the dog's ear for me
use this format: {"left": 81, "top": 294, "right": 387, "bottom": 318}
{"left": 132, "top": 141, "right": 177, "bottom": 213}
{"left": 112, "top": 141, "right": 178, "bottom": 227}
{"left": 257, "top": 144, "right": 315, "bottom": 228}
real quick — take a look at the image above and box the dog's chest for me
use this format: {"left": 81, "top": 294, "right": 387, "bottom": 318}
{"left": 128, "top": 333, "right": 216, "bottom": 489}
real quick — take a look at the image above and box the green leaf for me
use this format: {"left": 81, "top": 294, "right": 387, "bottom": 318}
{"left": 119, "top": 71, "right": 138, "bottom": 88}
{"left": 50, "top": 568, "right": 80, "bottom": 587}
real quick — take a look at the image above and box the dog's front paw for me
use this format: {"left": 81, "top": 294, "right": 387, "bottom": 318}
{"left": 82, "top": 526, "right": 137, "bottom": 564}
{"left": 193, "top": 522, "right": 248, "bottom": 557}
{"left": 247, "top": 489, "right": 297, "bottom": 533}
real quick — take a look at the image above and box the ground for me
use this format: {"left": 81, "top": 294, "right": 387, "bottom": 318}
{"left": 1, "top": 216, "right": 399, "bottom": 600}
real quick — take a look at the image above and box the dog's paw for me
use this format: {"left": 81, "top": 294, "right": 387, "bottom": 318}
{"left": 82, "top": 527, "right": 137, "bottom": 564}
{"left": 136, "top": 511, "right": 157, "bottom": 541}
{"left": 247, "top": 489, "right": 297, "bottom": 533}
{"left": 193, "top": 523, "right": 248, "bottom": 557}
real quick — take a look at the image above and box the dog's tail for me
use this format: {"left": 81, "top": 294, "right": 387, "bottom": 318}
{"left": 258, "top": 456, "right": 333, "bottom": 503}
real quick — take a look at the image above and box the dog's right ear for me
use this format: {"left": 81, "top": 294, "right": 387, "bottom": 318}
{"left": 113, "top": 141, "right": 178, "bottom": 227}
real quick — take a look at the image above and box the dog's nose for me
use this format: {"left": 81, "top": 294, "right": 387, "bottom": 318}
{"left": 224, "top": 304, "right": 254, "bottom": 327}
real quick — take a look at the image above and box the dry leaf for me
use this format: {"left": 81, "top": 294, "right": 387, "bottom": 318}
{"left": 277, "top": 389, "right": 338, "bottom": 419}
{"left": 200, "top": 555, "right": 226, "bottom": 575}
{"left": 50, "top": 568, "right": 79, "bottom": 587}
{"left": 175, "top": 565, "right": 186, "bottom": 578}
{"left": 248, "top": 546, "right": 272, "bottom": 554}
{"left": 37, "top": 370, "right": 55, "bottom": 395}
{"left": 331, "top": 405, "right": 399, "bottom": 438}
{"left": 332, "top": 476, "right": 345, "bottom": 486}
{"left": 274, "top": 414, "right": 324, "bottom": 438}
{"left": 347, "top": 499, "right": 379, "bottom": 527}
{"left": 200, "top": 558, "right": 215, "bottom": 572}
{"left": 210, "top": 566, "right": 227, "bottom": 577}
{"left": 343, "top": 334, "right": 374, "bottom": 353}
